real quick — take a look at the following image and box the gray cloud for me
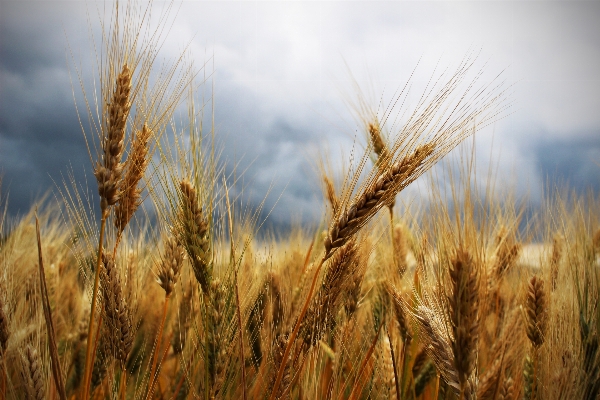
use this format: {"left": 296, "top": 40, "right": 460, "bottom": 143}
{"left": 1, "top": 1, "right": 599, "bottom": 230}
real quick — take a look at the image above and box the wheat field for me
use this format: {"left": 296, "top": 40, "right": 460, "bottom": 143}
{"left": 0, "top": 2, "right": 598, "bottom": 399}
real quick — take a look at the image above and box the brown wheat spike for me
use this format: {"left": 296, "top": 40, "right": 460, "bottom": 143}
{"left": 493, "top": 227, "right": 521, "bottom": 278}
{"left": 497, "top": 376, "right": 514, "bottom": 400}
{"left": 91, "top": 328, "right": 112, "bottom": 390}
{"left": 325, "top": 143, "right": 435, "bottom": 258}
{"left": 368, "top": 120, "right": 389, "bottom": 163}
{"left": 389, "top": 285, "right": 410, "bottom": 341}
{"left": 300, "top": 238, "right": 358, "bottom": 348}
{"left": 173, "top": 285, "right": 194, "bottom": 354}
{"left": 0, "top": 295, "right": 8, "bottom": 353}
{"left": 156, "top": 237, "right": 185, "bottom": 296}
{"left": 393, "top": 224, "right": 408, "bottom": 278}
{"left": 342, "top": 262, "right": 364, "bottom": 318}
{"left": 525, "top": 275, "right": 546, "bottom": 348}
{"left": 100, "top": 252, "right": 133, "bottom": 365}
{"left": 178, "top": 179, "right": 212, "bottom": 293}
{"left": 268, "top": 272, "right": 285, "bottom": 334}
{"left": 323, "top": 175, "right": 340, "bottom": 214}
{"left": 115, "top": 123, "right": 152, "bottom": 234}
{"left": 208, "top": 278, "right": 228, "bottom": 394}
{"left": 413, "top": 305, "right": 461, "bottom": 394}
{"left": 449, "top": 248, "right": 479, "bottom": 390}
{"left": 95, "top": 63, "right": 132, "bottom": 212}
{"left": 23, "top": 345, "right": 44, "bottom": 400}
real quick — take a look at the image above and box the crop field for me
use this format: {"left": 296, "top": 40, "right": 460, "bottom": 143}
{"left": 0, "top": 2, "right": 598, "bottom": 399}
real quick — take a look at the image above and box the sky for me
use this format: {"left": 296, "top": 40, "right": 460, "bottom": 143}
{"left": 1, "top": 1, "right": 599, "bottom": 229}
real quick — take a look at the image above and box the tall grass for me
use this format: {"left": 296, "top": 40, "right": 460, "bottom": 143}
{"left": 0, "top": 1, "right": 598, "bottom": 399}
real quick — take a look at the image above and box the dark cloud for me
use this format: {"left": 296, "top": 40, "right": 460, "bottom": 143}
{"left": 1, "top": 0, "right": 599, "bottom": 234}
{"left": 533, "top": 133, "right": 600, "bottom": 194}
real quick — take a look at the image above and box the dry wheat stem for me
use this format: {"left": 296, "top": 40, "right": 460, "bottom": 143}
{"left": 146, "top": 294, "right": 170, "bottom": 400}
{"left": 344, "top": 324, "right": 382, "bottom": 400}
{"left": 35, "top": 214, "right": 67, "bottom": 400}
{"left": 269, "top": 256, "right": 326, "bottom": 400}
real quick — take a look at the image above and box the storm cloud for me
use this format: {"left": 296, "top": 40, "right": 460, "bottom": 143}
{"left": 1, "top": 1, "right": 599, "bottom": 229}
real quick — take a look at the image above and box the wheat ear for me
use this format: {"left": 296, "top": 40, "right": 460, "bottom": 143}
{"left": 95, "top": 63, "right": 132, "bottom": 213}
{"left": 325, "top": 143, "right": 434, "bottom": 258}
{"left": 100, "top": 252, "right": 133, "bottom": 366}
{"left": 300, "top": 239, "right": 358, "bottom": 348}
{"left": 115, "top": 123, "right": 152, "bottom": 239}
{"left": 146, "top": 237, "right": 184, "bottom": 399}
{"left": 178, "top": 179, "right": 212, "bottom": 293}
{"left": 22, "top": 345, "right": 44, "bottom": 400}
{"left": 84, "top": 63, "right": 133, "bottom": 398}
{"left": 525, "top": 275, "right": 546, "bottom": 348}
{"left": 449, "top": 248, "right": 479, "bottom": 394}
